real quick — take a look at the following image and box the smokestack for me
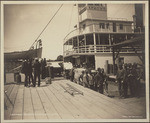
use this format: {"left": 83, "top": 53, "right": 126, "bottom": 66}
{"left": 132, "top": 15, "right": 137, "bottom": 32}
{"left": 134, "top": 4, "right": 144, "bottom": 32}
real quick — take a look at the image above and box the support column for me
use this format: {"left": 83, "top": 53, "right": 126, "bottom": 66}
{"left": 109, "top": 34, "right": 111, "bottom": 45}
{"left": 77, "top": 36, "right": 79, "bottom": 53}
{"left": 84, "top": 34, "right": 86, "bottom": 53}
{"left": 98, "top": 33, "right": 100, "bottom": 45}
{"left": 111, "top": 35, "right": 116, "bottom": 75}
{"left": 63, "top": 42, "right": 65, "bottom": 58}
{"left": 72, "top": 38, "right": 73, "bottom": 52}
{"left": 112, "top": 47, "right": 116, "bottom": 75}
{"left": 93, "top": 33, "right": 96, "bottom": 53}
{"left": 125, "top": 34, "right": 128, "bottom": 40}
{"left": 109, "top": 34, "right": 111, "bottom": 52}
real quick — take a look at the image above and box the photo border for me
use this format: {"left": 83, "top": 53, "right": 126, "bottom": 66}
{"left": 1, "top": 0, "right": 149, "bottom": 122}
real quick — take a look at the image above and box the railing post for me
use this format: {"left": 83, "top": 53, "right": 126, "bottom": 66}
{"left": 77, "top": 36, "right": 79, "bottom": 53}
{"left": 109, "top": 34, "right": 111, "bottom": 52}
{"left": 93, "top": 33, "right": 96, "bottom": 53}
{"left": 84, "top": 34, "right": 86, "bottom": 53}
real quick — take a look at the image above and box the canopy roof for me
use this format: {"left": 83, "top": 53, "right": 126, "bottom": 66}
{"left": 107, "top": 35, "right": 144, "bottom": 48}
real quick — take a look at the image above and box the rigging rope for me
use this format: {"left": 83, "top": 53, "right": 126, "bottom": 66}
{"left": 67, "top": 4, "right": 74, "bottom": 33}
{"left": 29, "top": 4, "right": 63, "bottom": 50}
{"left": 8, "top": 4, "right": 63, "bottom": 72}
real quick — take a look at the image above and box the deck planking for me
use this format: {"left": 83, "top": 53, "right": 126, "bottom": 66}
{"left": 61, "top": 80, "right": 146, "bottom": 118}
{"left": 4, "top": 84, "right": 14, "bottom": 106}
{"left": 53, "top": 81, "right": 122, "bottom": 119}
{"left": 52, "top": 82, "right": 104, "bottom": 119}
{"left": 44, "top": 86, "right": 75, "bottom": 119}
{"left": 4, "top": 78, "right": 146, "bottom": 120}
{"left": 48, "top": 84, "right": 87, "bottom": 119}
{"left": 30, "top": 87, "right": 47, "bottom": 119}
{"left": 11, "top": 84, "right": 24, "bottom": 120}
{"left": 36, "top": 86, "right": 61, "bottom": 119}
{"left": 23, "top": 87, "right": 34, "bottom": 119}
{"left": 5, "top": 84, "right": 19, "bottom": 120}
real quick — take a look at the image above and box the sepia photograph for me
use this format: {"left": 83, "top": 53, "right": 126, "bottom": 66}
{"left": 1, "top": 0, "right": 149, "bottom": 122}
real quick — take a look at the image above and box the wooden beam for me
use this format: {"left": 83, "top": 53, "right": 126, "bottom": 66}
{"left": 115, "top": 48, "right": 121, "bottom": 60}
{"left": 112, "top": 47, "right": 116, "bottom": 75}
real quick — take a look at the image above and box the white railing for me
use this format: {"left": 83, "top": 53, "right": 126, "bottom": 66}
{"left": 63, "top": 45, "right": 142, "bottom": 57}
{"left": 64, "top": 23, "right": 135, "bottom": 43}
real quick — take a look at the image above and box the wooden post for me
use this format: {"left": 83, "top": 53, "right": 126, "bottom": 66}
{"left": 72, "top": 38, "right": 73, "bottom": 54}
{"left": 93, "top": 33, "right": 96, "bottom": 53}
{"left": 84, "top": 34, "right": 86, "bottom": 53}
{"left": 98, "top": 33, "right": 100, "bottom": 45}
{"left": 77, "top": 36, "right": 79, "bottom": 53}
{"left": 112, "top": 47, "right": 116, "bottom": 75}
{"left": 109, "top": 34, "right": 111, "bottom": 52}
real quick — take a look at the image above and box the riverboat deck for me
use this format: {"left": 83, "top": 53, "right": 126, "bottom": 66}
{"left": 4, "top": 75, "right": 146, "bottom": 120}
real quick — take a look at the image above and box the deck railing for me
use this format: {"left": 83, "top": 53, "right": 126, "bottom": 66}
{"left": 63, "top": 45, "right": 142, "bottom": 57}
{"left": 64, "top": 23, "right": 135, "bottom": 42}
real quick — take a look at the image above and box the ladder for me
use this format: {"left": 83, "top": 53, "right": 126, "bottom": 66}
{"left": 60, "top": 83, "right": 83, "bottom": 96}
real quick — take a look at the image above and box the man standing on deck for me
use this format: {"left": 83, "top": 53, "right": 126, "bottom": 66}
{"left": 21, "top": 60, "right": 28, "bottom": 87}
{"left": 27, "top": 59, "right": 34, "bottom": 87}
{"left": 122, "top": 64, "right": 129, "bottom": 98}
{"left": 33, "top": 58, "right": 41, "bottom": 87}
{"left": 116, "top": 64, "right": 124, "bottom": 98}
{"left": 95, "top": 68, "right": 104, "bottom": 94}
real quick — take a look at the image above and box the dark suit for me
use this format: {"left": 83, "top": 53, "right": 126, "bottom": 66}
{"left": 33, "top": 60, "right": 41, "bottom": 87}
{"left": 116, "top": 68, "right": 124, "bottom": 97}
{"left": 94, "top": 73, "right": 103, "bottom": 94}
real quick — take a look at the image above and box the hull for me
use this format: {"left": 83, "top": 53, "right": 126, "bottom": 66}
{"left": 4, "top": 48, "right": 42, "bottom": 61}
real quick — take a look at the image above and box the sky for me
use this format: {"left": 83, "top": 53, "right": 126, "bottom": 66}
{"left": 4, "top": 3, "right": 135, "bottom": 60}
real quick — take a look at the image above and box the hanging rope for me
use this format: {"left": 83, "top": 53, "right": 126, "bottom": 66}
{"left": 8, "top": 4, "right": 64, "bottom": 72}
{"left": 29, "top": 4, "right": 63, "bottom": 50}
{"left": 67, "top": 4, "right": 74, "bottom": 33}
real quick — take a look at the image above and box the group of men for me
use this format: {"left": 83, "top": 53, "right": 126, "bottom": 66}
{"left": 78, "top": 68, "right": 107, "bottom": 94}
{"left": 21, "top": 58, "right": 47, "bottom": 87}
{"left": 70, "top": 62, "right": 142, "bottom": 98}
{"left": 116, "top": 63, "right": 142, "bottom": 98}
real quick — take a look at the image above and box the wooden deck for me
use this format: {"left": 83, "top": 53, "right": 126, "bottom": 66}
{"left": 4, "top": 77, "right": 146, "bottom": 120}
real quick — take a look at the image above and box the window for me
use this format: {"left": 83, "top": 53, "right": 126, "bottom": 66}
{"left": 119, "top": 24, "right": 123, "bottom": 30}
{"left": 99, "top": 23, "right": 105, "bottom": 29}
{"left": 106, "top": 23, "right": 109, "bottom": 29}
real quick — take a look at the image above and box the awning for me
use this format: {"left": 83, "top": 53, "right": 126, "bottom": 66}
{"left": 107, "top": 35, "right": 144, "bottom": 48}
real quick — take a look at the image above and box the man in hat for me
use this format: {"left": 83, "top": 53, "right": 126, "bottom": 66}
{"left": 116, "top": 64, "right": 124, "bottom": 98}
{"left": 94, "top": 68, "right": 104, "bottom": 94}
{"left": 83, "top": 70, "right": 90, "bottom": 88}
{"left": 21, "top": 60, "right": 28, "bottom": 87}
{"left": 33, "top": 58, "right": 41, "bottom": 87}
{"left": 122, "top": 63, "right": 129, "bottom": 98}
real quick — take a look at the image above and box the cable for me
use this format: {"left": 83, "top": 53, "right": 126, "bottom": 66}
{"left": 67, "top": 5, "right": 74, "bottom": 33}
{"left": 29, "top": 4, "right": 63, "bottom": 50}
{"left": 8, "top": 4, "right": 64, "bottom": 72}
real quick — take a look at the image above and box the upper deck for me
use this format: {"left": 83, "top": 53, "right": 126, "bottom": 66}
{"left": 64, "top": 21, "right": 135, "bottom": 43}
{"left": 63, "top": 23, "right": 143, "bottom": 57}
